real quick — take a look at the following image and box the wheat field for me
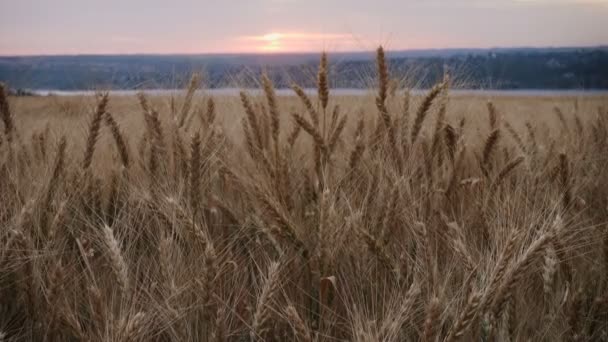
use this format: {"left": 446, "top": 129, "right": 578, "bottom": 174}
{"left": 1, "top": 48, "right": 608, "bottom": 341}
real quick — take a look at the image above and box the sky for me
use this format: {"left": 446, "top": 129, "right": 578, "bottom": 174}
{"left": 1, "top": 0, "right": 607, "bottom": 55}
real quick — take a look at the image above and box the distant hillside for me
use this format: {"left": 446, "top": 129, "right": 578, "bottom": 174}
{"left": 1, "top": 47, "right": 607, "bottom": 90}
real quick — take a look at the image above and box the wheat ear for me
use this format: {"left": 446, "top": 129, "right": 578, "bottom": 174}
{"left": 446, "top": 292, "right": 482, "bottom": 341}
{"left": 102, "top": 224, "right": 129, "bottom": 294}
{"left": 178, "top": 73, "right": 201, "bottom": 127}
{"left": 104, "top": 111, "right": 130, "bottom": 168}
{"left": 318, "top": 52, "right": 329, "bottom": 112}
{"left": 285, "top": 305, "right": 312, "bottom": 342}
{"left": 251, "top": 261, "right": 281, "bottom": 341}
{"left": 423, "top": 297, "right": 441, "bottom": 342}
{"left": 0, "top": 83, "right": 15, "bottom": 143}
{"left": 83, "top": 93, "right": 109, "bottom": 169}
{"left": 411, "top": 82, "right": 444, "bottom": 146}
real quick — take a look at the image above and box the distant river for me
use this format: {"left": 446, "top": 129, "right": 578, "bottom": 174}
{"left": 31, "top": 88, "right": 608, "bottom": 97}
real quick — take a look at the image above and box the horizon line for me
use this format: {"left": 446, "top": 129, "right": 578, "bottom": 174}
{"left": 1, "top": 44, "right": 607, "bottom": 58}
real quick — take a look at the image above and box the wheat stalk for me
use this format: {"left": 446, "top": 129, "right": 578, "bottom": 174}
{"left": 104, "top": 111, "right": 130, "bottom": 168}
{"left": 240, "top": 91, "right": 264, "bottom": 151}
{"left": 190, "top": 132, "right": 202, "bottom": 216}
{"left": 503, "top": 120, "right": 527, "bottom": 155}
{"left": 446, "top": 292, "right": 482, "bottom": 341}
{"left": 285, "top": 305, "right": 312, "bottom": 342}
{"left": 292, "top": 84, "right": 319, "bottom": 128}
{"left": 0, "top": 83, "right": 15, "bottom": 143}
{"left": 292, "top": 111, "right": 325, "bottom": 150}
{"left": 349, "top": 114, "right": 366, "bottom": 170}
{"left": 423, "top": 296, "right": 441, "bottom": 342}
{"left": 251, "top": 261, "right": 281, "bottom": 341}
{"left": 489, "top": 155, "right": 524, "bottom": 195}
{"left": 400, "top": 89, "right": 411, "bottom": 157}
{"left": 328, "top": 114, "right": 347, "bottom": 154}
{"left": 491, "top": 232, "right": 553, "bottom": 317}
{"left": 375, "top": 46, "right": 403, "bottom": 173}
{"left": 178, "top": 73, "right": 201, "bottom": 128}
{"left": 482, "top": 232, "right": 520, "bottom": 312}
{"left": 412, "top": 82, "right": 444, "bottom": 146}
{"left": 253, "top": 186, "right": 306, "bottom": 253}
{"left": 559, "top": 152, "right": 571, "bottom": 210}
{"left": 542, "top": 244, "right": 558, "bottom": 295}
{"left": 487, "top": 101, "right": 499, "bottom": 130}
{"left": 482, "top": 129, "right": 501, "bottom": 173}
{"left": 83, "top": 93, "right": 108, "bottom": 169}
{"left": 318, "top": 52, "right": 330, "bottom": 113}
{"left": 102, "top": 224, "right": 129, "bottom": 294}
{"left": 287, "top": 116, "right": 302, "bottom": 149}
{"left": 40, "top": 136, "right": 67, "bottom": 231}
{"left": 262, "top": 74, "right": 280, "bottom": 148}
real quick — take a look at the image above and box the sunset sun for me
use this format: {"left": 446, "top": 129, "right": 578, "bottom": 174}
{"left": 260, "top": 32, "right": 283, "bottom": 52}
{"left": 243, "top": 32, "right": 353, "bottom": 53}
